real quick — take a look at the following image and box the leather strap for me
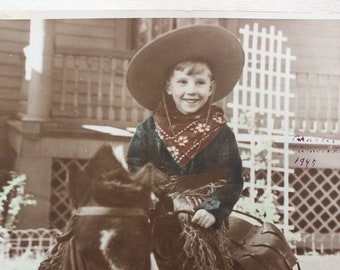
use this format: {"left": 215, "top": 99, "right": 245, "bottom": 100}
{"left": 73, "top": 206, "right": 147, "bottom": 217}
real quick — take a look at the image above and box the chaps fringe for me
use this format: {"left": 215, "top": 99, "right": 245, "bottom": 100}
{"left": 180, "top": 220, "right": 233, "bottom": 270}
{"left": 170, "top": 179, "right": 233, "bottom": 270}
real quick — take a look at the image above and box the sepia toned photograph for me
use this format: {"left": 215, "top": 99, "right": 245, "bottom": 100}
{"left": 0, "top": 15, "right": 339, "bottom": 270}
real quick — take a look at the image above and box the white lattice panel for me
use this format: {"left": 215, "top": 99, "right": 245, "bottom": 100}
{"left": 289, "top": 168, "right": 340, "bottom": 234}
{"left": 225, "top": 23, "right": 296, "bottom": 235}
{"left": 50, "top": 158, "right": 88, "bottom": 229}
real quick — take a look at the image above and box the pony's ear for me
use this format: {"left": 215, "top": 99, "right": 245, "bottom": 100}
{"left": 133, "top": 163, "right": 155, "bottom": 188}
{"left": 67, "top": 163, "right": 91, "bottom": 208}
{"left": 86, "top": 145, "right": 129, "bottom": 180}
{"left": 134, "top": 164, "right": 170, "bottom": 197}
{"left": 112, "top": 145, "right": 127, "bottom": 170}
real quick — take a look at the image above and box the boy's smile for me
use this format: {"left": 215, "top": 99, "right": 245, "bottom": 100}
{"left": 166, "top": 68, "right": 215, "bottom": 115}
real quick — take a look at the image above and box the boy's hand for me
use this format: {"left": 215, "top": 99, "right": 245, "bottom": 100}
{"left": 191, "top": 209, "right": 216, "bottom": 228}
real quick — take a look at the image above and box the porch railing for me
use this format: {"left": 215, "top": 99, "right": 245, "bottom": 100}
{"left": 0, "top": 227, "right": 60, "bottom": 258}
{"left": 52, "top": 55, "right": 340, "bottom": 139}
{"left": 291, "top": 73, "right": 340, "bottom": 136}
{"left": 52, "top": 52, "right": 150, "bottom": 128}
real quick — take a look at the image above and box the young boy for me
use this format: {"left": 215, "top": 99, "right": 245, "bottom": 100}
{"left": 126, "top": 25, "right": 244, "bottom": 270}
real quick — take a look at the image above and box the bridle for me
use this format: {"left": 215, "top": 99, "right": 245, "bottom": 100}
{"left": 73, "top": 206, "right": 148, "bottom": 217}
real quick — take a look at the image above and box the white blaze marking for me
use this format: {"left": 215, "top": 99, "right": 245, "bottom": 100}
{"left": 99, "top": 229, "right": 124, "bottom": 270}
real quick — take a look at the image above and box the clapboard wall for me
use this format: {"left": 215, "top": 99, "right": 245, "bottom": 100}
{"left": 0, "top": 20, "right": 29, "bottom": 116}
{"left": 54, "top": 19, "right": 132, "bottom": 55}
{"left": 0, "top": 20, "right": 29, "bottom": 166}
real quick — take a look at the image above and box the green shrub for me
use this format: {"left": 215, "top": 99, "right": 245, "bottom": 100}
{"left": 236, "top": 110, "right": 301, "bottom": 247}
{"left": 235, "top": 180, "right": 280, "bottom": 223}
{"left": 0, "top": 173, "right": 36, "bottom": 229}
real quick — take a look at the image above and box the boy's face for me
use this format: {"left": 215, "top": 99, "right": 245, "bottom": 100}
{"left": 166, "top": 67, "right": 215, "bottom": 115}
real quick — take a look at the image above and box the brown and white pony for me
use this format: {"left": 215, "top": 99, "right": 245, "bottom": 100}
{"left": 39, "top": 144, "right": 300, "bottom": 270}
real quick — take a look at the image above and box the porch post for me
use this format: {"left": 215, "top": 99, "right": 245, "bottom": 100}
{"left": 12, "top": 19, "right": 55, "bottom": 228}
{"left": 23, "top": 19, "right": 54, "bottom": 122}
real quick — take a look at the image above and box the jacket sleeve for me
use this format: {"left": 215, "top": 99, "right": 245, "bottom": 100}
{"left": 202, "top": 128, "right": 244, "bottom": 229}
{"left": 127, "top": 121, "right": 150, "bottom": 173}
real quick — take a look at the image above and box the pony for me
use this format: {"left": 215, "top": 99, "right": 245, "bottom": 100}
{"left": 39, "top": 144, "right": 300, "bottom": 270}
{"left": 39, "top": 145, "right": 167, "bottom": 270}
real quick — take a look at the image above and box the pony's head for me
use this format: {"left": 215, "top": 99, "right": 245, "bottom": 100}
{"left": 86, "top": 145, "right": 151, "bottom": 209}
{"left": 68, "top": 144, "right": 169, "bottom": 211}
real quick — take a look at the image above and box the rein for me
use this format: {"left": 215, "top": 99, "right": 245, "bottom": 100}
{"left": 73, "top": 206, "right": 148, "bottom": 217}
{"left": 157, "top": 209, "right": 265, "bottom": 224}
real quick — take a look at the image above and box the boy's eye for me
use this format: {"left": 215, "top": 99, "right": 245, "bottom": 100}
{"left": 196, "top": 80, "right": 207, "bottom": 85}
{"left": 178, "top": 79, "right": 187, "bottom": 84}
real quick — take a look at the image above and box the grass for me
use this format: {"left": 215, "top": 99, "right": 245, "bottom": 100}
{"left": 2, "top": 254, "right": 44, "bottom": 270}
{"left": 1, "top": 254, "right": 340, "bottom": 270}
{"left": 297, "top": 254, "right": 340, "bottom": 270}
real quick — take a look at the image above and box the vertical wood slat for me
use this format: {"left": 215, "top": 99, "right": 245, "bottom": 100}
{"left": 304, "top": 75, "right": 310, "bottom": 132}
{"left": 336, "top": 87, "right": 340, "bottom": 133}
{"left": 283, "top": 47, "right": 294, "bottom": 235}
{"left": 86, "top": 57, "right": 92, "bottom": 119}
{"left": 236, "top": 25, "right": 248, "bottom": 201}
{"left": 120, "top": 60, "right": 128, "bottom": 121}
{"left": 267, "top": 25, "right": 275, "bottom": 134}
{"left": 73, "top": 57, "right": 79, "bottom": 116}
{"left": 315, "top": 80, "right": 321, "bottom": 133}
{"left": 260, "top": 27, "right": 273, "bottom": 191}
{"left": 249, "top": 23, "right": 259, "bottom": 202}
{"left": 60, "top": 56, "right": 67, "bottom": 111}
{"left": 296, "top": 74, "right": 307, "bottom": 132}
{"left": 324, "top": 88, "right": 331, "bottom": 132}
{"left": 250, "top": 23, "right": 258, "bottom": 111}
{"left": 108, "top": 59, "right": 117, "bottom": 121}
{"left": 310, "top": 76, "right": 317, "bottom": 133}
{"left": 275, "top": 30, "right": 283, "bottom": 117}
{"left": 265, "top": 25, "right": 276, "bottom": 191}
{"left": 96, "top": 57, "right": 104, "bottom": 120}
{"left": 232, "top": 24, "right": 250, "bottom": 137}
{"left": 230, "top": 25, "right": 249, "bottom": 137}
{"left": 241, "top": 24, "right": 250, "bottom": 111}
{"left": 259, "top": 27, "right": 267, "bottom": 115}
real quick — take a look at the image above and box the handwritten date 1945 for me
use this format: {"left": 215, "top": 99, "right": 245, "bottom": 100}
{"left": 294, "top": 157, "right": 316, "bottom": 168}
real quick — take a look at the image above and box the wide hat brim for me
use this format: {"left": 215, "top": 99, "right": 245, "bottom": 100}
{"left": 127, "top": 24, "right": 245, "bottom": 111}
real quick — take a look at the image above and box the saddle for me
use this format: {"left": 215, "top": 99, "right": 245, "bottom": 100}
{"left": 159, "top": 174, "right": 301, "bottom": 270}
{"left": 229, "top": 211, "right": 301, "bottom": 270}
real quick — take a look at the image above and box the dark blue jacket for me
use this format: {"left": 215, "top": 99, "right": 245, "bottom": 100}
{"left": 127, "top": 116, "right": 244, "bottom": 229}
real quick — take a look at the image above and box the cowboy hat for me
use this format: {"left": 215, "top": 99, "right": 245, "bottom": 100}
{"left": 126, "top": 24, "right": 244, "bottom": 111}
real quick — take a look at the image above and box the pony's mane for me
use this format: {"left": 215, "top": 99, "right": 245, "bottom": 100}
{"left": 68, "top": 145, "right": 154, "bottom": 209}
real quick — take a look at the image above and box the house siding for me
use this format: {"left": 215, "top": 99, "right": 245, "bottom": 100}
{"left": 0, "top": 20, "right": 29, "bottom": 116}
{"left": 54, "top": 19, "right": 132, "bottom": 54}
{"left": 231, "top": 19, "right": 340, "bottom": 75}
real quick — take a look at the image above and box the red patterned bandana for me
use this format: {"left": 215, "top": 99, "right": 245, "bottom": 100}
{"left": 154, "top": 99, "right": 226, "bottom": 168}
